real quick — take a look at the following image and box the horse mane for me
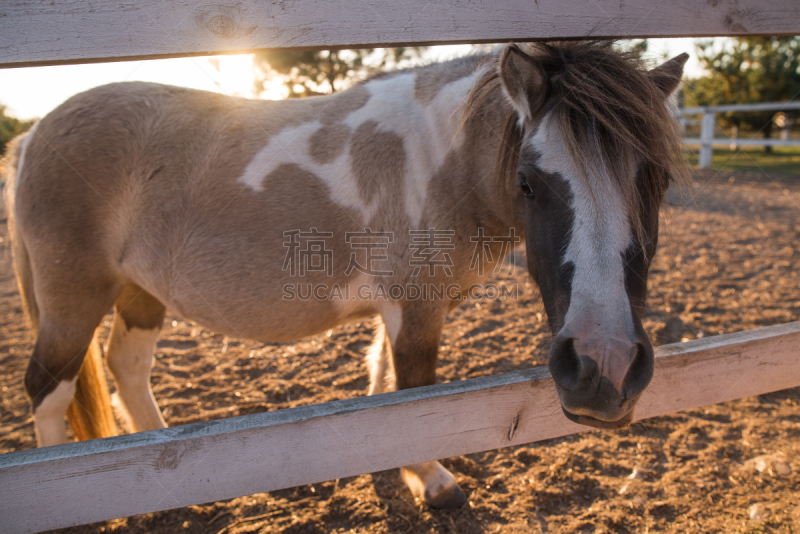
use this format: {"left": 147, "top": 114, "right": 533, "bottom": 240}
{"left": 463, "top": 41, "right": 690, "bottom": 246}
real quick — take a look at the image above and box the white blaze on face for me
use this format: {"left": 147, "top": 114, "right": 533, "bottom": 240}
{"left": 237, "top": 71, "right": 477, "bottom": 226}
{"left": 529, "top": 113, "right": 636, "bottom": 342}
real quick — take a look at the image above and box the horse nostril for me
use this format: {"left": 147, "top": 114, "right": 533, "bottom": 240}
{"left": 620, "top": 343, "right": 654, "bottom": 401}
{"left": 549, "top": 337, "right": 592, "bottom": 391}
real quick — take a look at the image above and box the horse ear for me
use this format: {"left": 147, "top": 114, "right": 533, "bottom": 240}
{"left": 499, "top": 44, "right": 549, "bottom": 122}
{"left": 649, "top": 53, "right": 689, "bottom": 100}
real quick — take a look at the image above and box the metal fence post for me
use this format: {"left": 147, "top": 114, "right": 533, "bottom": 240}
{"left": 699, "top": 109, "right": 715, "bottom": 168}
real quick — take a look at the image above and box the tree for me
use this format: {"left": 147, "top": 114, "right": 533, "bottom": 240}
{"left": 0, "top": 106, "right": 34, "bottom": 158}
{"left": 253, "top": 47, "right": 425, "bottom": 98}
{"left": 684, "top": 37, "right": 800, "bottom": 151}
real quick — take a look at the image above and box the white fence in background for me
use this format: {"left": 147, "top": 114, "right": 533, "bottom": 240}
{"left": 2, "top": 1, "right": 800, "bottom": 532}
{"left": 680, "top": 101, "right": 800, "bottom": 168}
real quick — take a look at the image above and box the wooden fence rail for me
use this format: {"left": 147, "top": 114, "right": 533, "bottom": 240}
{"left": 1, "top": 0, "right": 799, "bottom": 68}
{"left": 2, "top": 3, "right": 800, "bottom": 532}
{"left": 3, "top": 322, "right": 800, "bottom": 533}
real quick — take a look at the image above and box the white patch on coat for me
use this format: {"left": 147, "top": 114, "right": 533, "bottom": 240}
{"left": 14, "top": 121, "right": 39, "bottom": 195}
{"left": 237, "top": 118, "right": 373, "bottom": 217}
{"left": 378, "top": 300, "right": 403, "bottom": 347}
{"left": 237, "top": 72, "right": 477, "bottom": 226}
{"left": 105, "top": 315, "right": 167, "bottom": 432}
{"left": 342, "top": 72, "right": 476, "bottom": 225}
{"left": 34, "top": 376, "right": 77, "bottom": 447}
{"left": 529, "top": 114, "right": 636, "bottom": 339}
{"left": 366, "top": 321, "right": 396, "bottom": 395}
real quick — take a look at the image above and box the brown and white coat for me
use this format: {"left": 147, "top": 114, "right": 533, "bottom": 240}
{"left": 4, "top": 41, "right": 687, "bottom": 507}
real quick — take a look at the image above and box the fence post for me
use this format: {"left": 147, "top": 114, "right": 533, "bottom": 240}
{"left": 699, "top": 109, "right": 715, "bottom": 168}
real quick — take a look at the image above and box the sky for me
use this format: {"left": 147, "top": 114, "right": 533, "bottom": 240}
{"left": 0, "top": 38, "right": 705, "bottom": 121}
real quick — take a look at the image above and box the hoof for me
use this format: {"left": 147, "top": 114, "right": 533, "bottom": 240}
{"left": 425, "top": 483, "right": 467, "bottom": 509}
{"left": 400, "top": 461, "right": 466, "bottom": 509}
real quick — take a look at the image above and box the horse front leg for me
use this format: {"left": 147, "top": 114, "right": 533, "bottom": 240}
{"left": 374, "top": 302, "right": 467, "bottom": 509}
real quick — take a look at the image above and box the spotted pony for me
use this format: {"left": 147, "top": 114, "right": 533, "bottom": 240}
{"left": 4, "top": 41, "right": 687, "bottom": 508}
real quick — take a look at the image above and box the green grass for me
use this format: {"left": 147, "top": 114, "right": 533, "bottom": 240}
{"left": 685, "top": 146, "right": 800, "bottom": 175}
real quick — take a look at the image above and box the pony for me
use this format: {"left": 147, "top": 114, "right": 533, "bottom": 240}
{"left": 3, "top": 41, "right": 687, "bottom": 508}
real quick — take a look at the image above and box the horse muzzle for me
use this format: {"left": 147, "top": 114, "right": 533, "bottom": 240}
{"left": 548, "top": 328, "right": 654, "bottom": 429}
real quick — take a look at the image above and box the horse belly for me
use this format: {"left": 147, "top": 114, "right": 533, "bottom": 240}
{"left": 125, "top": 210, "right": 374, "bottom": 343}
{"left": 162, "top": 279, "right": 364, "bottom": 342}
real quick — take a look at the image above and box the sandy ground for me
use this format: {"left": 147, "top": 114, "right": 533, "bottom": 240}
{"left": 1, "top": 169, "right": 799, "bottom": 533}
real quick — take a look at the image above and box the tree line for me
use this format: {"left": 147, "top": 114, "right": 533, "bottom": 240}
{"left": 0, "top": 106, "right": 33, "bottom": 159}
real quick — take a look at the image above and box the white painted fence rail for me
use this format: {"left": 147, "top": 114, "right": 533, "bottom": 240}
{"left": 680, "top": 101, "right": 800, "bottom": 168}
{"left": 1, "top": 0, "right": 799, "bottom": 68}
{"left": 3, "top": 322, "right": 800, "bottom": 533}
{"left": 3, "top": 2, "right": 800, "bottom": 532}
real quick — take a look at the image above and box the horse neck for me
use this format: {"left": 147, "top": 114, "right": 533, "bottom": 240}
{"left": 419, "top": 64, "right": 516, "bottom": 236}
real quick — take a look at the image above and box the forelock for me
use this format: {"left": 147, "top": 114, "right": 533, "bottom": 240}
{"left": 535, "top": 41, "right": 688, "bottom": 242}
{"left": 469, "top": 41, "right": 689, "bottom": 245}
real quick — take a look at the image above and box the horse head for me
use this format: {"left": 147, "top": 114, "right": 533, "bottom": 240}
{"left": 496, "top": 42, "right": 688, "bottom": 428}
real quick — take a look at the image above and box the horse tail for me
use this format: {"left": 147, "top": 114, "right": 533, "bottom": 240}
{"left": 4, "top": 126, "right": 39, "bottom": 331}
{"left": 67, "top": 333, "right": 117, "bottom": 440}
{"left": 4, "top": 125, "right": 117, "bottom": 441}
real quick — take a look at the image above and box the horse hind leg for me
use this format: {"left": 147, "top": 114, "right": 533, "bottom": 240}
{"left": 25, "top": 293, "right": 119, "bottom": 447}
{"left": 31, "top": 375, "right": 77, "bottom": 446}
{"left": 105, "top": 285, "right": 167, "bottom": 432}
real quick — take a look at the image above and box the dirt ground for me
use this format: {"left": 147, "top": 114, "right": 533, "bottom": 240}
{"left": 1, "top": 169, "right": 799, "bottom": 533}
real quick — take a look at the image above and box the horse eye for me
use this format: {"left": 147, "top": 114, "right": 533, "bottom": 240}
{"left": 519, "top": 175, "right": 534, "bottom": 197}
